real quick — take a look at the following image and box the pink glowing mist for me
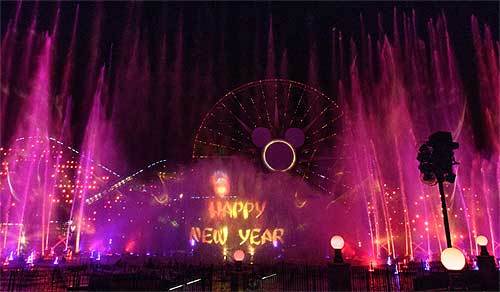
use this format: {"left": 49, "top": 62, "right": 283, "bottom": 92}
{"left": 0, "top": 5, "right": 497, "bottom": 263}
{"left": 326, "top": 12, "right": 499, "bottom": 262}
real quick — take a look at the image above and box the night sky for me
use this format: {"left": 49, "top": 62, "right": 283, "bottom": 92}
{"left": 1, "top": 1, "right": 498, "bottom": 170}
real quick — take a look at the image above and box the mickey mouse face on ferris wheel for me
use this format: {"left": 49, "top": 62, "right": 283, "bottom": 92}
{"left": 252, "top": 127, "right": 305, "bottom": 172}
{"left": 192, "top": 79, "right": 345, "bottom": 197}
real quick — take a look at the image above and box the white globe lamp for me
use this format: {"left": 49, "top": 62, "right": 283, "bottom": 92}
{"left": 233, "top": 249, "right": 245, "bottom": 270}
{"left": 476, "top": 235, "right": 490, "bottom": 256}
{"left": 330, "top": 235, "right": 345, "bottom": 263}
{"left": 330, "top": 235, "right": 345, "bottom": 250}
{"left": 233, "top": 249, "right": 245, "bottom": 262}
{"left": 441, "top": 247, "right": 466, "bottom": 271}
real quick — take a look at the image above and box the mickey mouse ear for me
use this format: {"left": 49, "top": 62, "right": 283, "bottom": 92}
{"left": 285, "top": 128, "right": 305, "bottom": 148}
{"left": 252, "top": 127, "right": 272, "bottom": 147}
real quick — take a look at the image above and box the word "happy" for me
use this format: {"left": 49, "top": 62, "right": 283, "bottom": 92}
{"left": 208, "top": 200, "right": 267, "bottom": 220}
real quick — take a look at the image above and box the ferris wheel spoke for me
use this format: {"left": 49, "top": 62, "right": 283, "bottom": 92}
{"left": 310, "top": 115, "right": 342, "bottom": 135}
{"left": 303, "top": 105, "right": 336, "bottom": 133}
{"left": 274, "top": 83, "right": 280, "bottom": 129}
{"left": 201, "top": 127, "right": 252, "bottom": 147}
{"left": 297, "top": 155, "right": 338, "bottom": 162}
{"left": 310, "top": 122, "right": 333, "bottom": 137}
{"left": 283, "top": 83, "right": 292, "bottom": 122}
{"left": 248, "top": 95, "right": 264, "bottom": 125}
{"left": 192, "top": 154, "right": 250, "bottom": 159}
{"left": 292, "top": 168, "right": 307, "bottom": 181}
{"left": 210, "top": 119, "right": 251, "bottom": 141}
{"left": 259, "top": 81, "right": 273, "bottom": 129}
{"left": 301, "top": 135, "right": 339, "bottom": 150}
{"left": 297, "top": 92, "right": 322, "bottom": 125}
{"left": 274, "top": 97, "right": 280, "bottom": 129}
{"left": 230, "top": 92, "right": 257, "bottom": 128}
{"left": 194, "top": 139, "right": 241, "bottom": 152}
{"left": 295, "top": 105, "right": 312, "bottom": 127}
{"left": 220, "top": 103, "right": 253, "bottom": 134}
{"left": 307, "top": 169, "right": 331, "bottom": 180}
{"left": 305, "top": 178, "right": 334, "bottom": 195}
{"left": 288, "top": 88, "right": 306, "bottom": 128}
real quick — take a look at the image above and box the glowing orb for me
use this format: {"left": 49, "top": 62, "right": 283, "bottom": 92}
{"left": 215, "top": 183, "right": 228, "bottom": 197}
{"left": 441, "top": 247, "right": 466, "bottom": 271}
{"left": 475, "top": 235, "right": 488, "bottom": 247}
{"left": 233, "top": 249, "right": 245, "bottom": 262}
{"left": 211, "top": 172, "right": 230, "bottom": 198}
{"left": 262, "top": 139, "right": 296, "bottom": 172}
{"left": 330, "top": 235, "right": 345, "bottom": 250}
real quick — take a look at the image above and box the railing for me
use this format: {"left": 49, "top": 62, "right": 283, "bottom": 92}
{"left": 0, "top": 261, "right": 482, "bottom": 291}
{"left": 0, "top": 268, "right": 67, "bottom": 291}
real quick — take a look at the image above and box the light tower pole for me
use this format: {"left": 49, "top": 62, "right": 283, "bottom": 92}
{"left": 417, "top": 131, "right": 459, "bottom": 248}
{"left": 437, "top": 180, "right": 452, "bottom": 248}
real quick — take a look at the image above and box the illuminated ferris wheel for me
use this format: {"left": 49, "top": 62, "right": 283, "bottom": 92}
{"left": 193, "top": 79, "right": 347, "bottom": 196}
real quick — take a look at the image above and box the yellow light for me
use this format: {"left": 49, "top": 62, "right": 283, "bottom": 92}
{"left": 441, "top": 247, "right": 466, "bottom": 271}
{"left": 233, "top": 249, "right": 245, "bottom": 262}
{"left": 476, "top": 235, "right": 488, "bottom": 247}
{"left": 211, "top": 172, "right": 230, "bottom": 198}
{"left": 215, "top": 185, "right": 227, "bottom": 197}
{"left": 330, "top": 235, "right": 345, "bottom": 250}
